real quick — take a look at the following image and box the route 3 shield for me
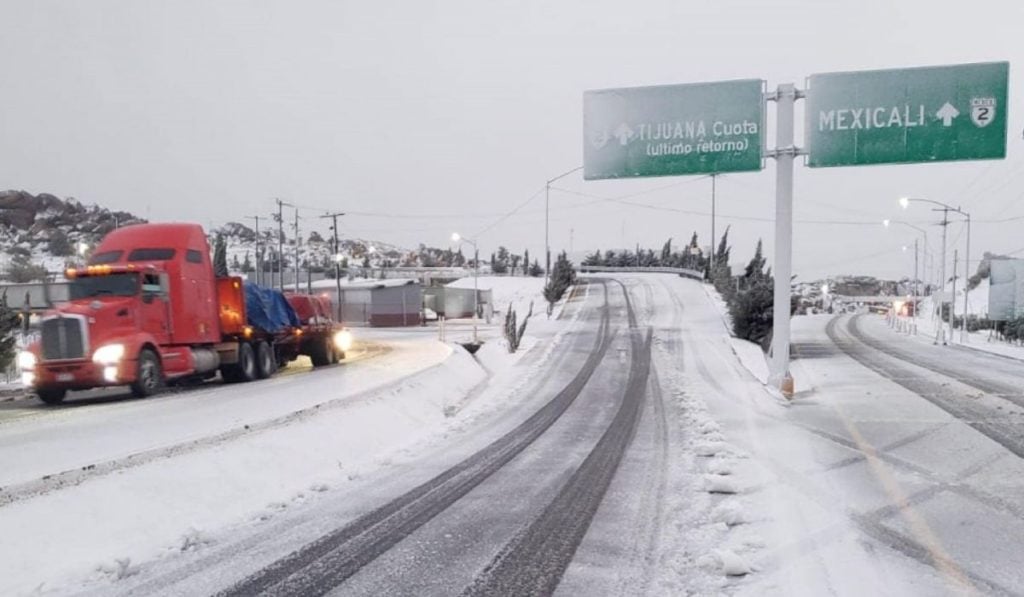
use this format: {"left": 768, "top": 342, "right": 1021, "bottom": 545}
{"left": 971, "top": 97, "right": 997, "bottom": 128}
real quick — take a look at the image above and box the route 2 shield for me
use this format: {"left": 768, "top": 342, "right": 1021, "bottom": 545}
{"left": 971, "top": 97, "right": 996, "bottom": 128}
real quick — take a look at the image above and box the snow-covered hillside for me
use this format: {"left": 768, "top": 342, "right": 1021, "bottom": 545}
{"left": 0, "top": 190, "right": 145, "bottom": 280}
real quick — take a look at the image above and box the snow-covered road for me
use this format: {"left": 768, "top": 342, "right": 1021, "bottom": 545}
{"left": 7, "top": 274, "right": 1024, "bottom": 596}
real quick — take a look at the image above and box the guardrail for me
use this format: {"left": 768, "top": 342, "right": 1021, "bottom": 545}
{"left": 578, "top": 265, "right": 704, "bottom": 281}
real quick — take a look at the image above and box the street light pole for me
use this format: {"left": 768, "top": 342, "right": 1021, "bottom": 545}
{"left": 544, "top": 166, "right": 583, "bottom": 285}
{"left": 939, "top": 208, "right": 948, "bottom": 344}
{"left": 883, "top": 219, "right": 930, "bottom": 334}
{"left": 452, "top": 233, "right": 480, "bottom": 344}
{"left": 962, "top": 213, "right": 971, "bottom": 343}
{"left": 246, "top": 215, "right": 261, "bottom": 286}
{"left": 321, "top": 212, "right": 345, "bottom": 321}
{"left": 913, "top": 238, "right": 919, "bottom": 333}
{"left": 899, "top": 197, "right": 970, "bottom": 346}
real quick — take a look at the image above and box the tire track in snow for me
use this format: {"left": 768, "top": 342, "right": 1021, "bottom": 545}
{"left": 220, "top": 281, "right": 619, "bottom": 596}
{"left": 830, "top": 315, "right": 1024, "bottom": 460}
{"left": 463, "top": 278, "right": 652, "bottom": 597}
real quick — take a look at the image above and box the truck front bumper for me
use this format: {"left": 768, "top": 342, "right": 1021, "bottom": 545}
{"left": 31, "top": 359, "right": 136, "bottom": 390}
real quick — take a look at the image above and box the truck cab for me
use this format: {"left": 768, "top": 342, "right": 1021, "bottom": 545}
{"left": 21, "top": 222, "right": 349, "bottom": 405}
{"left": 20, "top": 223, "right": 223, "bottom": 404}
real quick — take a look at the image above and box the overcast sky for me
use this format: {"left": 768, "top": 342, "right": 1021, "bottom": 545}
{"left": 2, "top": 0, "right": 1022, "bottom": 281}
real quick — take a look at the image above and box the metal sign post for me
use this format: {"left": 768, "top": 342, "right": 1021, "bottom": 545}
{"left": 767, "top": 84, "right": 804, "bottom": 388}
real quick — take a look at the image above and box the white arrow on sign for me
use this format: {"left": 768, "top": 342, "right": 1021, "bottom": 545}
{"left": 936, "top": 102, "right": 959, "bottom": 127}
{"left": 614, "top": 123, "right": 634, "bottom": 146}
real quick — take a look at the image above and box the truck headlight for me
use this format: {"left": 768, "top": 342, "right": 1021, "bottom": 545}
{"left": 17, "top": 351, "right": 36, "bottom": 370}
{"left": 92, "top": 344, "right": 125, "bottom": 365}
{"left": 333, "top": 330, "right": 353, "bottom": 352}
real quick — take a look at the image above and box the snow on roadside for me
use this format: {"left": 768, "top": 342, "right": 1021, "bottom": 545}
{"left": 646, "top": 276, "right": 962, "bottom": 596}
{"left": 700, "top": 283, "right": 777, "bottom": 390}
{"left": 730, "top": 338, "right": 770, "bottom": 385}
{"left": 0, "top": 347, "right": 487, "bottom": 596}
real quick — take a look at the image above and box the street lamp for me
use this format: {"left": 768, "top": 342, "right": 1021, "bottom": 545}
{"left": 899, "top": 197, "right": 971, "bottom": 344}
{"left": 544, "top": 166, "right": 583, "bottom": 285}
{"left": 452, "top": 232, "right": 480, "bottom": 343}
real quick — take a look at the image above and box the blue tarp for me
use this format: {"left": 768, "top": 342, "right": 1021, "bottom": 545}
{"left": 243, "top": 283, "right": 301, "bottom": 333}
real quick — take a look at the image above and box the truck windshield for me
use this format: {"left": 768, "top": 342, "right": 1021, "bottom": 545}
{"left": 69, "top": 273, "right": 139, "bottom": 299}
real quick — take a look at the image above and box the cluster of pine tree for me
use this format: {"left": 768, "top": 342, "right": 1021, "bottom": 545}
{"left": 582, "top": 233, "right": 707, "bottom": 272}
{"left": 711, "top": 229, "right": 794, "bottom": 353}
{"left": 490, "top": 247, "right": 543, "bottom": 277}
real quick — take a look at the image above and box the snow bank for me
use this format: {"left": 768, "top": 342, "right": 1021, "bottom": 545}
{"left": 0, "top": 347, "right": 488, "bottom": 596}
{"left": 730, "top": 338, "right": 769, "bottom": 385}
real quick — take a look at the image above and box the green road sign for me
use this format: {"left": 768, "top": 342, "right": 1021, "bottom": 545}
{"left": 806, "top": 62, "right": 1008, "bottom": 168}
{"left": 583, "top": 79, "right": 764, "bottom": 180}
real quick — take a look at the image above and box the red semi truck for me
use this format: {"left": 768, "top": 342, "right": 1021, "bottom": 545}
{"left": 18, "top": 223, "right": 352, "bottom": 404}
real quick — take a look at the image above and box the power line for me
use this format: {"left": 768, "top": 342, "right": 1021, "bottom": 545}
{"left": 472, "top": 186, "right": 546, "bottom": 238}
{"left": 547, "top": 186, "right": 886, "bottom": 226}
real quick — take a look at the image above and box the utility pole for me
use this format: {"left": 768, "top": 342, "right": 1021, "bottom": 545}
{"left": 938, "top": 210, "right": 948, "bottom": 345}
{"left": 951, "top": 248, "right": 959, "bottom": 341}
{"left": 544, "top": 166, "right": 583, "bottom": 285}
{"left": 275, "top": 199, "right": 285, "bottom": 292}
{"left": 962, "top": 213, "right": 971, "bottom": 343}
{"left": 246, "top": 215, "right": 261, "bottom": 286}
{"left": 913, "top": 237, "right": 919, "bottom": 334}
{"left": 293, "top": 207, "right": 300, "bottom": 293}
{"left": 320, "top": 212, "right": 345, "bottom": 321}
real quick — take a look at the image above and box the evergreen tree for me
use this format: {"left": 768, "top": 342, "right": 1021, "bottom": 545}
{"left": 213, "top": 234, "right": 228, "bottom": 277}
{"left": 6, "top": 254, "right": 47, "bottom": 283}
{"left": 742, "top": 239, "right": 767, "bottom": 288}
{"left": 583, "top": 250, "right": 603, "bottom": 266}
{"left": 0, "top": 293, "right": 20, "bottom": 372}
{"left": 528, "top": 259, "right": 543, "bottom": 277}
{"left": 523, "top": 249, "right": 530, "bottom": 273}
{"left": 47, "top": 230, "right": 72, "bottom": 257}
{"left": 492, "top": 246, "right": 509, "bottom": 274}
{"left": 241, "top": 252, "right": 254, "bottom": 273}
{"left": 710, "top": 227, "right": 732, "bottom": 295}
{"left": 660, "top": 238, "right": 672, "bottom": 264}
{"left": 543, "top": 251, "right": 576, "bottom": 314}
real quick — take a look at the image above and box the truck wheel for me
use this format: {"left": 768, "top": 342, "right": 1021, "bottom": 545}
{"left": 309, "top": 337, "right": 333, "bottom": 367}
{"left": 230, "top": 342, "right": 258, "bottom": 382}
{"left": 131, "top": 349, "right": 163, "bottom": 398}
{"left": 256, "top": 341, "right": 277, "bottom": 379}
{"left": 36, "top": 387, "right": 67, "bottom": 405}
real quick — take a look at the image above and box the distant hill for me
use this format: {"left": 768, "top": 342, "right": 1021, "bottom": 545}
{"left": 0, "top": 190, "right": 452, "bottom": 282}
{"left": 0, "top": 190, "right": 146, "bottom": 281}
{"left": 210, "top": 221, "right": 409, "bottom": 274}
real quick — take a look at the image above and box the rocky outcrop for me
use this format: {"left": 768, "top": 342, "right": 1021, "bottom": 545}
{"left": 0, "top": 189, "right": 146, "bottom": 249}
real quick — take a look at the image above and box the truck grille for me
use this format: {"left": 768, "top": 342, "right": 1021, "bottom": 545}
{"left": 41, "top": 317, "right": 86, "bottom": 361}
